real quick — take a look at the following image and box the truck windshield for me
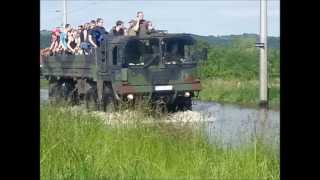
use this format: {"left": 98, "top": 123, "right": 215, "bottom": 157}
{"left": 123, "top": 38, "right": 160, "bottom": 67}
{"left": 162, "top": 37, "right": 198, "bottom": 64}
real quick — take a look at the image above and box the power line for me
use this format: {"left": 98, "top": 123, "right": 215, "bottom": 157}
{"left": 66, "top": 2, "right": 97, "bottom": 15}
{"left": 42, "top": 1, "right": 98, "bottom": 30}
{"left": 64, "top": 1, "right": 98, "bottom": 26}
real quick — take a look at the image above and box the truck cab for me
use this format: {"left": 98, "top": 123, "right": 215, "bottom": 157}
{"left": 106, "top": 33, "right": 207, "bottom": 110}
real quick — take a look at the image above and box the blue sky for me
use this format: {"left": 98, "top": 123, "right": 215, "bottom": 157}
{"left": 40, "top": 0, "right": 280, "bottom": 37}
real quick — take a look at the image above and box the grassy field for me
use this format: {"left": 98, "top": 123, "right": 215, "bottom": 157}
{"left": 40, "top": 79, "right": 48, "bottom": 89}
{"left": 194, "top": 37, "right": 280, "bottom": 109}
{"left": 197, "top": 78, "right": 280, "bottom": 109}
{"left": 41, "top": 105, "right": 279, "bottom": 179}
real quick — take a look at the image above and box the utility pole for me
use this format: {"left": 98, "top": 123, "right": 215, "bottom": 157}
{"left": 63, "top": 0, "right": 67, "bottom": 27}
{"left": 256, "top": 0, "right": 268, "bottom": 108}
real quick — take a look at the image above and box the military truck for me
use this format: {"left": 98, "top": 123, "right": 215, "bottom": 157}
{"left": 41, "top": 32, "right": 207, "bottom": 111}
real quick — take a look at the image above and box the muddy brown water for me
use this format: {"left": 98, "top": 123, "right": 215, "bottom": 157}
{"left": 40, "top": 89, "right": 279, "bottom": 149}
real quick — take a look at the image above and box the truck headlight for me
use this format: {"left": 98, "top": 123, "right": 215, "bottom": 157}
{"left": 184, "top": 92, "right": 190, "bottom": 97}
{"left": 127, "top": 94, "right": 134, "bottom": 100}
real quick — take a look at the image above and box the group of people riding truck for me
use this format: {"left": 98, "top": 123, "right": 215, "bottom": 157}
{"left": 41, "top": 11, "right": 155, "bottom": 57}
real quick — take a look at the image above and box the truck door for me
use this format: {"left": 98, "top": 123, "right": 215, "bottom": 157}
{"left": 96, "top": 40, "right": 108, "bottom": 73}
{"left": 109, "top": 44, "right": 122, "bottom": 83}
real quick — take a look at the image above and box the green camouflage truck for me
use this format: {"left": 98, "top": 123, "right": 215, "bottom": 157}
{"left": 41, "top": 32, "right": 207, "bottom": 111}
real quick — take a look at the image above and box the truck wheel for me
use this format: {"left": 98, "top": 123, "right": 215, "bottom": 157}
{"left": 182, "top": 97, "right": 192, "bottom": 111}
{"left": 48, "top": 82, "right": 64, "bottom": 104}
{"left": 101, "top": 85, "right": 117, "bottom": 112}
{"left": 105, "top": 95, "right": 117, "bottom": 112}
{"left": 176, "top": 97, "right": 192, "bottom": 111}
{"left": 85, "top": 87, "right": 98, "bottom": 111}
{"left": 64, "top": 87, "right": 77, "bottom": 105}
{"left": 167, "top": 103, "right": 178, "bottom": 113}
{"left": 154, "top": 100, "right": 168, "bottom": 115}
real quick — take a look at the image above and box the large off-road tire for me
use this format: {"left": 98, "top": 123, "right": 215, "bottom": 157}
{"left": 48, "top": 82, "right": 64, "bottom": 104}
{"left": 183, "top": 97, "right": 192, "bottom": 111}
{"left": 175, "top": 96, "right": 192, "bottom": 111}
{"left": 101, "top": 85, "right": 118, "bottom": 112}
{"left": 152, "top": 99, "right": 168, "bottom": 117}
{"left": 64, "top": 86, "right": 78, "bottom": 105}
{"left": 85, "top": 87, "right": 98, "bottom": 111}
{"left": 167, "top": 103, "right": 178, "bottom": 113}
{"left": 49, "top": 79, "right": 76, "bottom": 106}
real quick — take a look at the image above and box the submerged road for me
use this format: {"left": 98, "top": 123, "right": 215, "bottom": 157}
{"left": 40, "top": 89, "right": 279, "bottom": 149}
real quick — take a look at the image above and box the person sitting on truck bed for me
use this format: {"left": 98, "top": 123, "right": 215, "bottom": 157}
{"left": 75, "top": 27, "right": 82, "bottom": 55}
{"left": 41, "top": 48, "right": 51, "bottom": 56}
{"left": 66, "top": 29, "right": 79, "bottom": 55}
{"left": 79, "top": 23, "right": 91, "bottom": 55}
{"left": 58, "top": 24, "right": 71, "bottom": 53}
{"left": 49, "top": 28, "right": 60, "bottom": 55}
{"left": 88, "top": 18, "right": 107, "bottom": 48}
{"left": 110, "top": 20, "right": 125, "bottom": 36}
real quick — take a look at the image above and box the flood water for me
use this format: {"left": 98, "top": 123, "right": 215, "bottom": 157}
{"left": 40, "top": 89, "right": 48, "bottom": 102}
{"left": 193, "top": 100, "right": 279, "bottom": 149}
{"left": 40, "top": 89, "right": 279, "bottom": 149}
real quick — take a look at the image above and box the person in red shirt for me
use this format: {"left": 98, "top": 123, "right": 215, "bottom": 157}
{"left": 49, "top": 28, "right": 61, "bottom": 55}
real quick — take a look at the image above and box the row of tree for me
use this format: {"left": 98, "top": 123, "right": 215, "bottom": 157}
{"left": 192, "top": 33, "right": 279, "bottom": 49}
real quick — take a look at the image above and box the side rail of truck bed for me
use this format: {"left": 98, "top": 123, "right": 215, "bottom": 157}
{"left": 42, "top": 54, "right": 97, "bottom": 78}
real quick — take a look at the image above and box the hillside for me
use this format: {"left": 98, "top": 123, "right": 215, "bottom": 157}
{"left": 40, "top": 30, "right": 51, "bottom": 48}
{"left": 191, "top": 33, "right": 279, "bottom": 49}
{"left": 40, "top": 30, "right": 279, "bottom": 49}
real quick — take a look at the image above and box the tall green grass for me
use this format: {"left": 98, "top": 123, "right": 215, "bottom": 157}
{"left": 198, "top": 78, "right": 280, "bottom": 109}
{"left": 41, "top": 105, "right": 279, "bottom": 179}
{"left": 194, "top": 38, "right": 280, "bottom": 108}
{"left": 40, "top": 79, "right": 48, "bottom": 89}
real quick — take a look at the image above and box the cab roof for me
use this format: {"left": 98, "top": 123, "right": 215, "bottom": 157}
{"left": 106, "top": 32, "right": 195, "bottom": 44}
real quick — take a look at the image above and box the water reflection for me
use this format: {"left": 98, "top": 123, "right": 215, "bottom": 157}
{"left": 193, "top": 101, "right": 279, "bottom": 149}
{"left": 40, "top": 89, "right": 48, "bottom": 103}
